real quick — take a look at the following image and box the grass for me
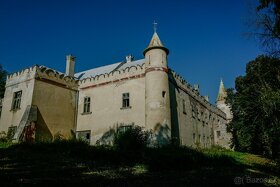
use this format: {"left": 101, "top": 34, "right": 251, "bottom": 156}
{"left": 0, "top": 140, "right": 279, "bottom": 186}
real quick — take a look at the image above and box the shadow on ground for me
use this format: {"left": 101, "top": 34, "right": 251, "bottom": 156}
{"left": 0, "top": 141, "right": 278, "bottom": 186}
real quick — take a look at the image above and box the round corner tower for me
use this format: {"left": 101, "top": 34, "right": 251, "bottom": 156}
{"left": 143, "top": 31, "right": 171, "bottom": 144}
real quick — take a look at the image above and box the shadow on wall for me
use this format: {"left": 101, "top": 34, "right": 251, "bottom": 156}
{"left": 96, "top": 128, "right": 115, "bottom": 145}
{"left": 168, "top": 73, "right": 180, "bottom": 145}
{"left": 153, "top": 123, "right": 171, "bottom": 146}
{"left": 35, "top": 109, "right": 53, "bottom": 142}
{"left": 95, "top": 123, "right": 173, "bottom": 146}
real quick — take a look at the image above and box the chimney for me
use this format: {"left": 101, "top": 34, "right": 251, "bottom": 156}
{"left": 125, "top": 54, "right": 134, "bottom": 63}
{"left": 65, "top": 54, "right": 76, "bottom": 77}
{"left": 194, "top": 84, "right": 199, "bottom": 92}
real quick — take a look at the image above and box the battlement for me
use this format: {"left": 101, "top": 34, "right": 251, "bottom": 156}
{"left": 7, "top": 65, "right": 38, "bottom": 80}
{"left": 6, "top": 65, "right": 79, "bottom": 90}
{"left": 35, "top": 66, "right": 79, "bottom": 90}
{"left": 78, "top": 63, "right": 145, "bottom": 89}
{"left": 169, "top": 70, "right": 226, "bottom": 118}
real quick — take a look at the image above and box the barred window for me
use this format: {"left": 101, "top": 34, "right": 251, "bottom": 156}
{"left": 83, "top": 97, "right": 91, "bottom": 113}
{"left": 122, "top": 93, "right": 130, "bottom": 108}
{"left": 12, "top": 91, "right": 22, "bottom": 110}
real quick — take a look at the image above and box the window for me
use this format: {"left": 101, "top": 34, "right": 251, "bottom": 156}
{"left": 183, "top": 99, "right": 186, "bottom": 114}
{"left": 191, "top": 104, "right": 196, "bottom": 118}
{"left": 7, "top": 126, "right": 17, "bottom": 140}
{"left": 0, "top": 99, "right": 2, "bottom": 118}
{"left": 76, "top": 130, "right": 91, "bottom": 143}
{"left": 193, "top": 133, "right": 196, "bottom": 143}
{"left": 198, "top": 134, "right": 201, "bottom": 143}
{"left": 12, "top": 91, "right": 22, "bottom": 110}
{"left": 83, "top": 97, "right": 91, "bottom": 113}
{"left": 117, "top": 125, "right": 132, "bottom": 134}
{"left": 122, "top": 93, "right": 130, "bottom": 108}
{"left": 203, "top": 135, "right": 206, "bottom": 147}
{"left": 217, "top": 131, "right": 221, "bottom": 138}
{"left": 162, "top": 91, "right": 166, "bottom": 98}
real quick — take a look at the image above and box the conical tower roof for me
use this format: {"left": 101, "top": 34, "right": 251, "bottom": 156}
{"left": 216, "top": 79, "right": 227, "bottom": 102}
{"left": 143, "top": 31, "right": 169, "bottom": 55}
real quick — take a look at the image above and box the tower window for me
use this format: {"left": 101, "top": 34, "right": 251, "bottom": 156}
{"left": 83, "top": 97, "right": 91, "bottom": 114}
{"left": 12, "top": 91, "right": 22, "bottom": 110}
{"left": 162, "top": 91, "right": 166, "bottom": 98}
{"left": 122, "top": 93, "right": 130, "bottom": 108}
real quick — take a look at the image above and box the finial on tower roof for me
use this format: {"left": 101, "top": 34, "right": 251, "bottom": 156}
{"left": 153, "top": 20, "right": 158, "bottom": 33}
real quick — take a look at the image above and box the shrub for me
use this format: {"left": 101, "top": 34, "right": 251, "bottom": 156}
{"left": 113, "top": 125, "right": 151, "bottom": 152}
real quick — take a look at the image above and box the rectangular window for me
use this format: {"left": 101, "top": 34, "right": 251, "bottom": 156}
{"left": 122, "top": 93, "right": 130, "bottom": 108}
{"left": 83, "top": 97, "right": 91, "bottom": 113}
{"left": 193, "top": 133, "right": 196, "bottom": 143}
{"left": 0, "top": 99, "right": 2, "bottom": 118}
{"left": 217, "top": 131, "right": 221, "bottom": 138}
{"left": 198, "top": 134, "right": 201, "bottom": 143}
{"left": 162, "top": 91, "right": 166, "bottom": 98}
{"left": 7, "top": 126, "right": 17, "bottom": 140}
{"left": 117, "top": 125, "right": 132, "bottom": 134}
{"left": 12, "top": 91, "right": 22, "bottom": 110}
{"left": 183, "top": 99, "right": 186, "bottom": 114}
{"left": 191, "top": 104, "right": 196, "bottom": 118}
{"left": 76, "top": 130, "right": 91, "bottom": 143}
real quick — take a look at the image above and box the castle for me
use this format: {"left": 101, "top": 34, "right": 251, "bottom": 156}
{"left": 0, "top": 30, "right": 232, "bottom": 148}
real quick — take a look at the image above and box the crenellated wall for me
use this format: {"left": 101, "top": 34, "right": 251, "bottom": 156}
{"left": 76, "top": 63, "right": 146, "bottom": 145}
{"left": 0, "top": 65, "right": 79, "bottom": 140}
{"left": 78, "top": 63, "right": 145, "bottom": 88}
{"left": 168, "top": 69, "right": 227, "bottom": 148}
{"left": 0, "top": 66, "right": 37, "bottom": 133}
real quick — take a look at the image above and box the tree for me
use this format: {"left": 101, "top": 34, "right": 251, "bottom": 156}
{"left": 0, "top": 64, "right": 7, "bottom": 98}
{"left": 226, "top": 55, "right": 280, "bottom": 158}
{"left": 254, "top": 0, "right": 280, "bottom": 56}
{"left": 114, "top": 126, "right": 151, "bottom": 152}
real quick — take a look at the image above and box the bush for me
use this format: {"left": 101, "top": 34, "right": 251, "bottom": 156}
{"left": 113, "top": 126, "right": 151, "bottom": 152}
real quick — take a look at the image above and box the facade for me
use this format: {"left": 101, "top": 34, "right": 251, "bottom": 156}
{"left": 0, "top": 31, "right": 232, "bottom": 148}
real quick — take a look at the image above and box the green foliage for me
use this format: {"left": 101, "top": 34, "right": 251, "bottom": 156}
{"left": 227, "top": 55, "right": 280, "bottom": 158}
{"left": 113, "top": 126, "right": 151, "bottom": 152}
{"left": 0, "top": 64, "right": 7, "bottom": 98}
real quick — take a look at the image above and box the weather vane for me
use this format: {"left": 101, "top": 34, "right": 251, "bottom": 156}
{"left": 153, "top": 20, "right": 158, "bottom": 33}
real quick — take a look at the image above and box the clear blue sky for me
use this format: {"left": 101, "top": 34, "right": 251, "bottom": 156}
{"left": 0, "top": 0, "right": 261, "bottom": 103}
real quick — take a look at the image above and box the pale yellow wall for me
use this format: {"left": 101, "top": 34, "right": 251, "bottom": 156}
{"left": 32, "top": 80, "right": 77, "bottom": 140}
{"left": 0, "top": 67, "right": 36, "bottom": 132}
{"left": 77, "top": 76, "right": 145, "bottom": 145}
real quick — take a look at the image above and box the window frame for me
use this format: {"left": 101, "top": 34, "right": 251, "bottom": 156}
{"left": 82, "top": 96, "right": 92, "bottom": 114}
{"left": 11, "top": 91, "right": 22, "bottom": 111}
{"left": 121, "top": 92, "right": 131, "bottom": 109}
{"left": 183, "top": 99, "right": 186, "bottom": 114}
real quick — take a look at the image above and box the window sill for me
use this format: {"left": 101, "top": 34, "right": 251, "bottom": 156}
{"left": 120, "top": 106, "right": 132, "bottom": 110}
{"left": 81, "top": 112, "right": 92, "bottom": 115}
{"left": 10, "top": 108, "right": 21, "bottom": 112}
